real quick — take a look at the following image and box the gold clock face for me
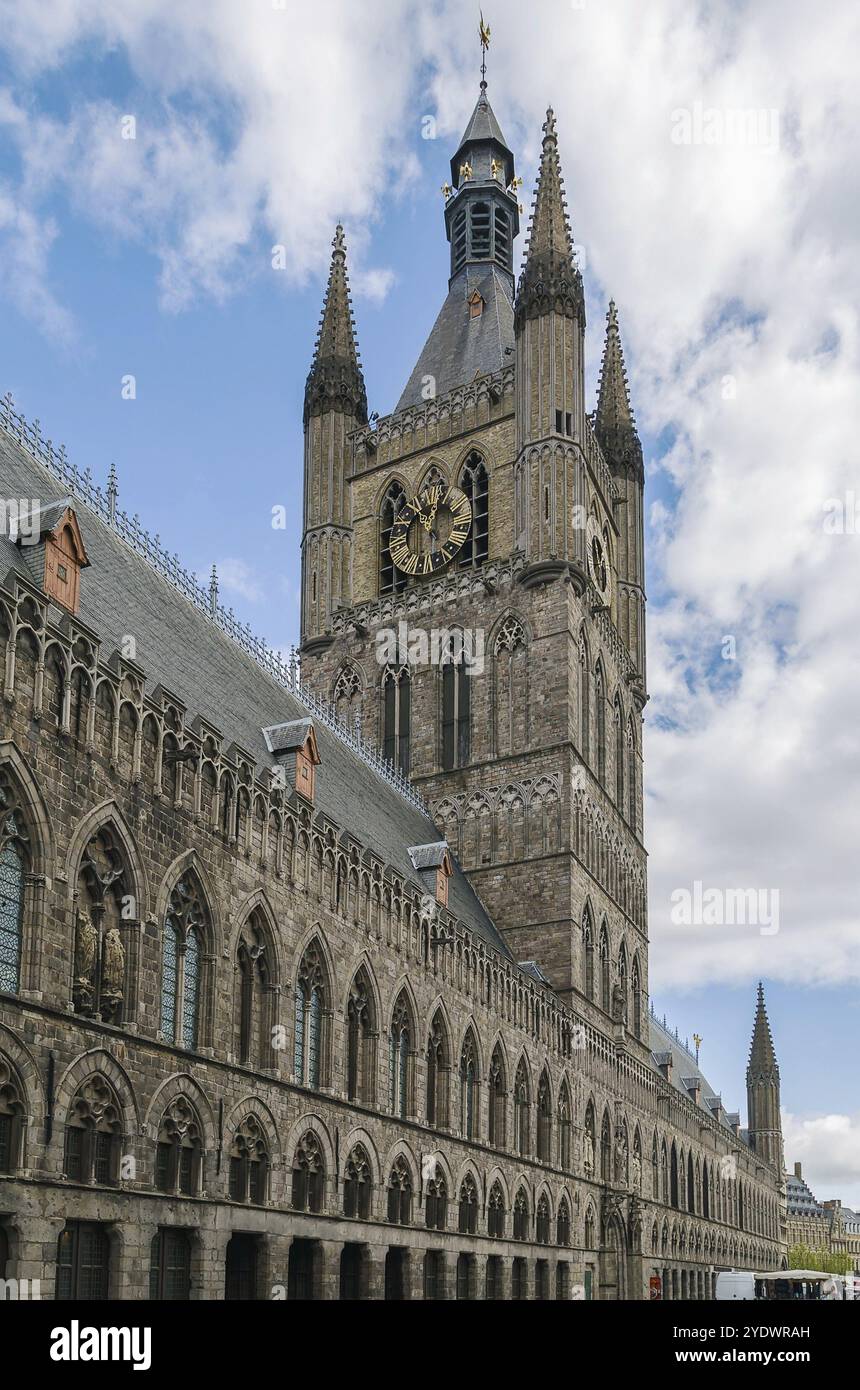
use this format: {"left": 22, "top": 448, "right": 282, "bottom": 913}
{"left": 389, "top": 483, "right": 472, "bottom": 576}
{"left": 586, "top": 515, "right": 611, "bottom": 606}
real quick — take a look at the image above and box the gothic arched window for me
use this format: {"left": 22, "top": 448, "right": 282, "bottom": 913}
{"left": 459, "top": 453, "right": 489, "bottom": 567}
{"left": 426, "top": 1012, "right": 449, "bottom": 1128}
{"left": 488, "top": 1044, "right": 506, "bottom": 1146}
{"left": 236, "top": 914, "right": 271, "bottom": 1069}
{"left": 582, "top": 904, "right": 594, "bottom": 998}
{"left": 578, "top": 633, "right": 590, "bottom": 762}
{"left": 64, "top": 1076, "right": 121, "bottom": 1186}
{"left": 514, "top": 1058, "right": 530, "bottom": 1156}
{"left": 382, "top": 665, "right": 410, "bottom": 775}
{"left": 632, "top": 955, "right": 642, "bottom": 1038}
{"left": 389, "top": 994, "right": 411, "bottom": 1118}
{"left": 344, "top": 1144, "right": 372, "bottom": 1220}
{"left": 470, "top": 201, "right": 491, "bottom": 257}
{"left": 441, "top": 636, "right": 470, "bottom": 771}
{"left": 494, "top": 616, "right": 527, "bottom": 757}
{"left": 614, "top": 695, "right": 625, "bottom": 807}
{"left": 488, "top": 1181, "right": 505, "bottom": 1238}
{"left": 380, "top": 482, "right": 407, "bottom": 595}
{"left": 161, "top": 875, "right": 207, "bottom": 1051}
{"left": 513, "top": 1188, "right": 529, "bottom": 1241}
{"left": 333, "top": 665, "right": 362, "bottom": 730}
{"left": 595, "top": 663, "right": 606, "bottom": 785}
{"left": 0, "top": 1057, "right": 24, "bottom": 1174}
{"left": 599, "top": 923, "right": 610, "bottom": 1014}
{"left": 458, "top": 1173, "right": 478, "bottom": 1235}
{"left": 229, "top": 1115, "right": 269, "bottom": 1205}
{"left": 460, "top": 1031, "right": 477, "bottom": 1139}
{"left": 627, "top": 714, "right": 638, "bottom": 830}
{"left": 0, "top": 844, "right": 24, "bottom": 996}
{"left": 557, "top": 1198, "right": 571, "bottom": 1247}
{"left": 537, "top": 1070, "right": 552, "bottom": 1161}
{"left": 0, "top": 769, "right": 31, "bottom": 996}
{"left": 494, "top": 206, "right": 511, "bottom": 270}
{"left": 425, "top": 1166, "right": 447, "bottom": 1231}
{"left": 558, "top": 1084, "right": 572, "bottom": 1170}
{"left": 600, "top": 1110, "right": 612, "bottom": 1182}
{"left": 294, "top": 943, "right": 326, "bottom": 1088}
{"left": 386, "top": 1156, "right": 412, "bottom": 1225}
{"left": 155, "top": 1096, "right": 202, "bottom": 1197}
{"left": 536, "top": 1193, "right": 550, "bottom": 1244}
{"left": 291, "top": 1132, "right": 324, "bottom": 1214}
{"left": 74, "top": 827, "right": 129, "bottom": 1025}
{"left": 346, "top": 970, "right": 375, "bottom": 1104}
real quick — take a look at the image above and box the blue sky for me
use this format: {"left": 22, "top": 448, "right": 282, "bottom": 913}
{"left": 0, "top": 0, "right": 857, "bottom": 1205}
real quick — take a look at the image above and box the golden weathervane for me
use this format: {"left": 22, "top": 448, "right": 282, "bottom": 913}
{"left": 479, "top": 12, "right": 491, "bottom": 86}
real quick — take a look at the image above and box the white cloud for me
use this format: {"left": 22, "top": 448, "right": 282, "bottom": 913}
{"left": 213, "top": 557, "right": 263, "bottom": 605}
{"left": 0, "top": 4, "right": 858, "bottom": 1007}
{"left": 784, "top": 1111, "right": 860, "bottom": 1211}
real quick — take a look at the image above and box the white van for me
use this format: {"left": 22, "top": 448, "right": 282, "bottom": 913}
{"left": 715, "top": 1271, "right": 755, "bottom": 1300}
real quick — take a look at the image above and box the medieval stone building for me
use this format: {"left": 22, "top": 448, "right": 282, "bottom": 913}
{"left": 0, "top": 78, "right": 785, "bottom": 1301}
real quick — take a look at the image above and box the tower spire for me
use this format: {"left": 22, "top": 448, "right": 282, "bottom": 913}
{"left": 304, "top": 224, "right": 367, "bottom": 426}
{"left": 595, "top": 301, "right": 642, "bottom": 474}
{"left": 515, "top": 107, "right": 583, "bottom": 329}
{"left": 748, "top": 981, "right": 778, "bottom": 1073}
{"left": 746, "top": 982, "right": 783, "bottom": 1171}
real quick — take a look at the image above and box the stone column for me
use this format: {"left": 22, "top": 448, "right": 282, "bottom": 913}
{"left": 406, "top": 1247, "right": 424, "bottom": 1300}
{"left": 364, "top": 1245, "right": 386, "bottom": 1299}
{"left": 197, "top": 1223, "right": 235, "bottom": 1300}
{"left": 319, "top": 1239, "right": 344, "bottom": 1299}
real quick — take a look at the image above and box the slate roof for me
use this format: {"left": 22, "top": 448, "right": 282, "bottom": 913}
{"left": 0, "top": 423, "right": 509, "bottom": 958}
{"left": 649, "top": 1011, "right": 748, "bottom": 1143}
{"left": 786, "top": 1171, "right": 825, "bottom": 1217}
{"left": 394, "top": 263, "right": 515, "bottom": 414}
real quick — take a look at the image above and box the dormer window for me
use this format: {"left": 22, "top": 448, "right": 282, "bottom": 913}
{"left": 468, "top": 291, "right": 484, "bottom": 319}
{"left": 408, "top": 842, "right": 453, "bottom": 907}
{"left": 262, "top": 720, "right": 321, "bottom": 803}
{"left": 15, "top": 500, "right": 90, "bottom": 617}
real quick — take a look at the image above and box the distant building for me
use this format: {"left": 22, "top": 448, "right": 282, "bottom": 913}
{"left": 786, "top": 1163, "right": 860, "bottom": 1273}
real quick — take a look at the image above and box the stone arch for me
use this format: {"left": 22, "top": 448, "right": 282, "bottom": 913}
{"left": 0, "top": 739, "right": 55, "bottom": 874}
{"left": 227, "top": 1094, "right": 283, "bottom": 1169}
{"left": 230, "top": 888, "right": 283, "bottom": 987}
{"left": 54, "top": 1047, "right": 139, "bottom": 1145}
{"left": 341, "top": 1125, "right": 381, "bottom": 1189}
{"left": 143, "top": 1072, "right": 217, "bottom": 1152}
{"left": 65, "top": 798, "right": 148, "bottom": 918}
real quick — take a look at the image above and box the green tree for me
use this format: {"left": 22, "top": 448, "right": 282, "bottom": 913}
{"left": 788, "top": 1243, "right": 852, "bottom": 1275}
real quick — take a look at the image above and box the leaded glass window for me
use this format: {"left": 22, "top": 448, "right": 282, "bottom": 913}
{"left": 160, "top": 924, "right": 178, "bottom": 1039}
{"left": 182, "top": 927, "right": 199, "bottom": 1050}
{"left": 295, "top": 944, "right": 325, "bottom": 1088}
{"left": 0, "top": 844, "right": 24, "bottom": 994}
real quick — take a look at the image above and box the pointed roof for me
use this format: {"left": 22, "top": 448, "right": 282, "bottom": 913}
{"left": 457, "top": 86, "right": 508, "bottom": 153}
{"left": 450, "top": 84, "right": 514, "bottom": 188}
{"left": 304, "top": 225, "right": 367, "bottom": 425}
{"left": 595, "top": 301, "right": 643, "bottom": 473}
{"left": 748, "top": 982, "right": 779, "bottom": 1075}
{"left": 515, "top": 107, "right": 583, "bottom": 328}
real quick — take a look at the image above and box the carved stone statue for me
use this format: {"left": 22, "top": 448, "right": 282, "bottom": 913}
{"left": 101, "top": 925, "right": 125, "bottom": 1019}
{"left": 632, "top": 1151, "right": 642, "bottom": 1193}
{"left": 582, "top": 1131, "right": 595, "bottom": 1178}
{"left": 73, "top": 910, "right": 98, "bottom": 1013}
{"left": 614, "top": 1131, "right": 629, "bottom": 1184}
{"left": 612, "top": 981, "right": 628, "bottom": 1026}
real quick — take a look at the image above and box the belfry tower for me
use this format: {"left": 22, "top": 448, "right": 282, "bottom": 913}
{"left": 746, "top": 984, "right": 784, "bottom": 1171}
{"left": 299, "top": 78, "right": 650, "bottom": 1053}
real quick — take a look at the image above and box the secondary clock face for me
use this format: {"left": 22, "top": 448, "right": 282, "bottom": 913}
{"left": 586, "top": 515, "right": 612, "bottom": 606}
{"left": 389, "top": 483, "right": 472, "bottom": 576}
